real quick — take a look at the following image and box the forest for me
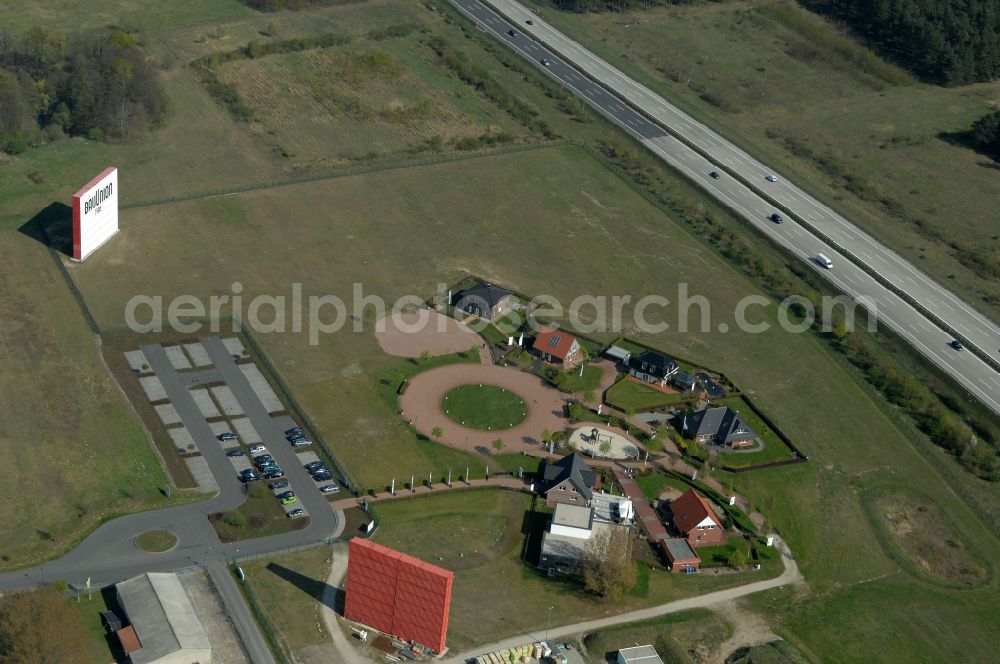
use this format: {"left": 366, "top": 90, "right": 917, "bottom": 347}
{"left": 807, "top": 0, "right": 1000, "bottom": 84}
{"left": 547, "top": 0, "right": 1000, "bottom": 86}
{"left": 0, "top": 27, "right": 167, "bottom": 154}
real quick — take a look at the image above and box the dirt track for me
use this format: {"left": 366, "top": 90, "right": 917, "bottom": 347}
{"left": 374, "top": 310, "right": 480, "bottom": 358}
{"left": 399, "top": 363, "right": 570, "bottom": 454}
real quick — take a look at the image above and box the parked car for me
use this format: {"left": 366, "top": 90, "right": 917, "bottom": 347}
{"left": 280, "top": 495, "right": 298, "bottom": 505}
{"left": 304, "top": 461, "right": 326, "bottom": 471}
{"left": 249, "top": 445, "right": 267, "bottom": 455}
{"left": 312, "top": 471, "right": 333, "bottom": 482}
{"left": 284, "top": 426, "right": 303, "bottom": 436}
{"left": 277, "top": 491, "right": 295, "bottom": 500}
{"left": 263, "top": 470, "right": 285, "bottom": 480}
{"left": 319, "top": 484, "right": 340, "bottom": 494}
{"left": 291, "top": 439, "right": 313, "bottom": 447}
{"left": 217, "top": 432, "right": 237, "bottom": 441}
{"left": 253, "top": 454, "right": 274, "bottom": 463}
{"left": 288, "top": 509, "right": 305, "bottom": 518}
{"left": 227, "top": 449, "right": 246, "bottom": 457}
{"left": 269, "top": 479, "right": 289, "bottom": 490}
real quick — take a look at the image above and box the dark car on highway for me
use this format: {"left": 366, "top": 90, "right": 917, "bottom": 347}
{"left": 507, "top": 29, "right": 518, "bottom": 37}
{"left": 770, "top": 213, "right": 783, "bottom": 223}
{"left": 709, "top": 171, "right": 720, "bottom": 179}
{"left": 950, "top": 340, "right": 964, "bottom": 351}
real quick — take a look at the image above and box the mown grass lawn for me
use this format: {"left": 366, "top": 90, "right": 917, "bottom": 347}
{"left": 241, "top": 547, "right": 333, "bottom": 653}
{"left": 134, "top": 530, "right": 178, "bottom": 553}
{"left": 606, "top": 379, "right": 685, "bottom": 412}
{"left": 442, "top": 384, "right": 527, "bottom": 431}
{"left": 211, "top": 484, "right": 308, "bottom": 543}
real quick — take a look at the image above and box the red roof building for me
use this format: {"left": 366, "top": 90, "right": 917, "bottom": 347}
{"left": 532, "top": 327, "right": 583, "bottom": 367}
{"left": 670, "top": 489, "right": 726, "bottom": 548}
{"left": 344, "top": 538, "right": 453, "bottom": 653}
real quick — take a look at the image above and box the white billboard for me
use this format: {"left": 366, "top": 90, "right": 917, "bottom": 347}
{"left": 72, "top": 167, "right": 119, "bottom": 261}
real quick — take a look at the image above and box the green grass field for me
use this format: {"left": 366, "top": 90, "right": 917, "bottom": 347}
{"left": 372, "top": 489, "right": 780, "bottom": 651}
{"left": 2, "top": 0, "right": 250, "bottom": 33}
{"left": 522, "top": 0, "right": 1000, "bottom": 320}
{"left": 442, "top": 385, "right": 527, "bottom": 430}
{"left": 210, "top": 484, "right": 309, "bottom": 542}
{"left": 580, "top": 610, "right": 731, "bottom": 664}
{"left": 134, "top": 530, "right": 178, "bottom": 553}
{"left": 241, "top": 547, "right": 332, "bottom": 654}
{"left": 713, "top": 397, "right": 798, "bottom": 467}
{"left": 605, "top": 379, "right": 685, "bottom": 412}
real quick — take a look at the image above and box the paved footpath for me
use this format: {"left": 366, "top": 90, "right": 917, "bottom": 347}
{"left": 443, "top": 537, "right": 803, "bottom": 663}
{"left": 329, "top": 476, "right": 528, "bottom": 511}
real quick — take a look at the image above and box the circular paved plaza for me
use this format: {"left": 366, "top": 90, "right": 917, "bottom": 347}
{"left": 399, "top": 364, "right": 569, "bottom": 454}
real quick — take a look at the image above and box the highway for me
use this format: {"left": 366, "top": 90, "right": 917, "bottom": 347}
{"left": 447, "top": 0, "right": 1000, "bottom": 416}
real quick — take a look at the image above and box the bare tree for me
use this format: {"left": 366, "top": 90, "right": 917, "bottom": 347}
{"left": 581, "top": 526, "right": 635, "bottom": 601}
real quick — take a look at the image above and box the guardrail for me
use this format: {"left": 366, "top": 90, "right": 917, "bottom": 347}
{"left": 470, "top": 0, "right": 1000, "bottom": 380}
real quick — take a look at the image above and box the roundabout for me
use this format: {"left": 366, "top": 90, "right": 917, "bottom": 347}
{"left": 442, "top": 384, "right": 528, "bottom": 430}
{"left": 399, "top": 363, "right": 569, "bottom": 454}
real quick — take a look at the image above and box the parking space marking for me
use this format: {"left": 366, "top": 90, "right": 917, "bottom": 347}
{"left": 239, "top": 364, "right": 284, "bottom": 414}
{"left": 222, "top": 337, "right": 248, "bottom": 359}
{"left": 189, "top": 388, "right": 222, "bottom": 418}
{"left": 183, "top": 456, "right": 219, "bottom": 494}
{"left": 165, "top": 345, "right": 193, "bottom": 370}
{"left": 232, "top": 417, "right": 262, "bottom": 444}
{"left": 124, "top": 350, "right": 149, "bottom": 373}
{"left": 211, "top": 385, "right": 245, "bottom": 416}
{"left": 139, "top": 375, "right": 167, "bottom": 402}
{"left": 168, "top": 426, "right": 196, "bottom": 453}
{"left": 183, "top": 342, "right": 213, "bottom": 367}
{"left": 154, "top": 403, "right": 182, "bottom": 426}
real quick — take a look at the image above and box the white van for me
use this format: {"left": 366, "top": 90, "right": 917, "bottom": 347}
{"left": 815, "top": 253, "right": 833, "bottom": 269}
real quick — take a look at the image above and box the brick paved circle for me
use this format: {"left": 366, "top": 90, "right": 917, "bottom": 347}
{"left": 400, "top": 363, "right": 570, "bottom": 454}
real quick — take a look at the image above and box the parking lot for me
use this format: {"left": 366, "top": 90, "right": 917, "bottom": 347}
{"left": 130, "top": 336, "right": 342, "bottom": 521}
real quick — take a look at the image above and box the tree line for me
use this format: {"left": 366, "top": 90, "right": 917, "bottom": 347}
{"left": 803, "top": 0, "right": 1000, "bottom": 84}
{"left": 0, "top": 27, "right": 167, "bottom": 154}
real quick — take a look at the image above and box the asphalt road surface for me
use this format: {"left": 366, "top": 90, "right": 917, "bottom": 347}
{"left": 0, "top": 338, "right": 346, "bottom": 664}
{"left": 447, "top": 0, "right": 1000, "bottom": 416}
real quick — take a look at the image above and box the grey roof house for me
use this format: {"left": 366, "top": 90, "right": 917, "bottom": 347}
{"left": 682, "top": 406, "right": 755, "bottom": 448}
{"left": 453, "top": 283, "right": 513, "bottom": 322}
{"left": 115, "top": 572, "right": 212, "bottom": 664}
{"left": 541, "top": 452, "right": 597, "bottom": 506}
{"left": 628, "top": 350, "right": 678, "bottom": 386}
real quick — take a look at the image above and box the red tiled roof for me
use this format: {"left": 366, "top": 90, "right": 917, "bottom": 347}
{"left": 670, "top": 489, "right": 722, "bottom": 535}
{"left": 117, "top": 625, "right": 141, "bottom": 654}
{"left": 532, "top": 327, "right": 578, "bottom": 361}
{"left": 344, "top": 538, "right": 453, "bottom": 653}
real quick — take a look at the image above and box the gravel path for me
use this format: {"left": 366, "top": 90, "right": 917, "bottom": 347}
{"left": 400, "top": 363, "right": 570, "bottom": 454}
{"left": 375, "top": 310, "right": 480, "bottom": 358}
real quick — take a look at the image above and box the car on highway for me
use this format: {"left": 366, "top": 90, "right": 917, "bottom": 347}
{"left": 319, "top": 484, "right": 340, "bottom": 494}
{"left": 765, "top": 174, "right": 778, "bottom": 182}
{"left": 540, "top": 58, "right": 551, "bottom": 67}
{"left": 269, "top": 479, "right": 289, "bottom": 490}
{"left": 262, "top": 470, "right": 285, "bottom": 480}
{"left": 216, "top": 432, "right": 237, "bottom": 441}
{"left": 770, "top": 213, "right": 783, "bottom": 223}
{"left": 709, "top": 171, "right": 720, "bottom": 179}
{"left": 249, "top": 445, "right": 267, "bottom": 455}
{"left": 226, "top": 449, "right": 246, "bottom": 457}
{"left": 288, "top": 509, "right": 305, "bottom": 519}
{"left": 950, "top": 340, "right": 964, "bottom": 351}
{"left": 525, "top": 18, "right": 533, "bottom": 25}
{"left": 815, "top": 253, "right": 834, "bottom": 269}
{"left": 507, "top": 29, "right": 518, "bottom": 37}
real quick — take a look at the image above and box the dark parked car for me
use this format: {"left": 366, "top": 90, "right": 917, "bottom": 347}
{"left": 319, "top": 484, "right": 340, "bottom": 494}
{"left": 263, "top": 470, "right": 285, "bottom": 480}
{"left": 227, "top": 449, "right": 246, "bottom": 457}
{"left": 304, "top": 461, "right": 327, "bottom": 471}
{"left": 284, "top": 426, "right": 303, "bottom": 436}
{"left": 269, "top": 479, "right": 289, "bottom": 490}
{"left": 217, "top": 432, "right": 237, "bottom": 441}
{"left": 277, "top": 491, "right": 295, "bottom": 500}
{"left": 312, "top": 471, "right": 333, "bottom": 482}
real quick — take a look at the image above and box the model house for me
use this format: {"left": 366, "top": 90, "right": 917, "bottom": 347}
{"left": 541, "top": 453, "right": 596, "bottom": 507}
{"left": 532, "top": 327, "right": 584, "bottom": 368}
{"left": 669, "top": 489, "right": 726, "bottom": 547}
{"left": 627, "top": 350, "right": 678, "bottom": 386}
{"left": 682, "top": 406, "right": 756, "bottom": 448}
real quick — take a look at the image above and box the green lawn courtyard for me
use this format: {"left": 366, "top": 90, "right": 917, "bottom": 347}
{"left": 442, "top": 385, "right": 528, "bottom": 431}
